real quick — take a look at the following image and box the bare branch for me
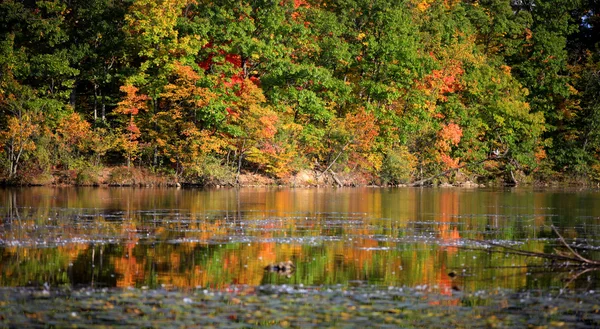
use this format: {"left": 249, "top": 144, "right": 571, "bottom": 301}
{"left": 551, "top": 225, "right": 600, "bottom": 265}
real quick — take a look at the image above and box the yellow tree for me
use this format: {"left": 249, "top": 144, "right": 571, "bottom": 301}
{"left": 0, "top": 78, "right": 39, "bottom": 180}
{"left": 0, "top": 114, "right": 37, "bottom": 179}
{"left": 321, "top": 108, "right": 381, "bottom": 179}
{"left": 123, "top": 0, "right": 206, "bottom": 169}
{"left": 158, "top": 62, "right": 220, "bottom": 177}
{"left": 54, "top": 112, "right": 92, "bottom": 169}
{"left": 228, "top": 79, "right": 279, "bottom": 182}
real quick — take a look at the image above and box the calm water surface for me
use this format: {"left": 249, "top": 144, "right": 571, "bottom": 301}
{"left": 1, "top": 187, "right": 599, "bottom": 293}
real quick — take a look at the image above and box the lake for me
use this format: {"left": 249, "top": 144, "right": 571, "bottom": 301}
{"left": 1, "top": 187, "right": 599, "bottom": 327}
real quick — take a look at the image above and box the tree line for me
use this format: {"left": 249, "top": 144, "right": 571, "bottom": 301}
{"left": 1, "top": 0, "right": 599, "bottom": 186}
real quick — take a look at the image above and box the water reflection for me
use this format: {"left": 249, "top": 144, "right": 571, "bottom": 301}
{"left": 1, "top": 187, "right": 599, "bottom": 292}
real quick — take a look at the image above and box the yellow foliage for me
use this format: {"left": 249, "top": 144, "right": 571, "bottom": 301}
{"left": 0, "top": 115, "right": 37, "bottom": 153}
{"left": 55, "top": 112, "right": 92, "bottom": 151}
{"left": 591, "top": 163, "right": 600, "bottom": 182}
{"left": 416, "top": 0, "right": 431, "bottom": 12}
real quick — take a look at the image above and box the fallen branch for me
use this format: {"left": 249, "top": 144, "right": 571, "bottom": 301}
{"left": 462, "top": 226, "right": 600, "bottom": 266}
{"left": 410, "top": 149, "right": 511, "bottom": 186}
{"left": 551, "top": 225, "right": 600, "bottom": 265}
{"left": 329, "top": 170, "right": 343, "bottom": 188}
{"left": 560, "top": 267, "right": 598, "bottom": 295}
{"left": 470, "top": 241, "right": 590, "bottom": 263}
{"left": 316, "top": 140, "right": 352, "bottom": 179}
{"left": 410, "top": 157, "right": 490, "bottom": 187}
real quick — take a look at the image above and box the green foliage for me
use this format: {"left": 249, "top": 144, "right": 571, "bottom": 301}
{"left": 380, "top": 146, "right": 417, "bottom": 185}
{"left": 75, "top": 167, "right": 101, "bottom": 186}
{"left": 182, "top": 155, "right": 235, "bottom": 186}
{"left": 0, "top": 0, "right": 597, "bottom": 185}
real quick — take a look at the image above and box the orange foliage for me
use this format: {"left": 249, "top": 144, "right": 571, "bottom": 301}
{"left": 162, "top": 62, "right": 215, "bottom": 108}
{"left": 55, "top": 113, "right": 91, "bottom": 151}
{"left": 419, "top": 61, "right": 464, "bottom": 102}
{"left": 0, "top": 115, "right": 37, "bottom": 154}
{"left": 534, "top": 146, "right": 547, "bottom": 162}
{"left": 0, "top": 113, "right": 38, "bottom": 177}
{"left": 439, "top": 122, "right": 462, "bottom": 146}
{"left": 115, "top": 84, "right": 149, "bottom": 166}
{"left": 237, "top": 80, "right": 277, "bottom": 136}
{"left": 115, "top": 85, "right": 148, "bottom": 116}
{"left": 415, "top": 0, "right": 432, "bottom": 12}
{"left": 248, "top": 121, "right": 302, "bottom": 179}
{"left": 439, "top": 153, "right": 460, "bottom": 169}
{"left": 436, "top": 122, "right": 462, "bottom": 169}
{"left": 343, "top": 108, "right": 379, "bottom": 152}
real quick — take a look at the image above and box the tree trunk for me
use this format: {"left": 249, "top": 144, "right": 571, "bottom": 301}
{"left": 236, "top": 141, "right": 246, "bottom": 185}
{"left": 93, "top": 83, "right": 98, "bottom": 121}
{"left": 509, "top": 170, "right": 519, "bottom": 186}
{"left": 317, "top": 140, "right": 352, "bottom": 178}
{"left": 329, "top": 170, "right": 343, "bottom": 188}
{"left": 70, "top": 80, "right": 78, "bottom": 110}
{"left": 7, "top": 142, "right": 14, "bottom": 179}
{"left": 153, "top": 146, "right": 158, "bottom": 167}
{"left": 101, "top": 89, "right": 106, "bottom": 122}
{"left": 236, "top": 152, "right": 244, "bottom": 185}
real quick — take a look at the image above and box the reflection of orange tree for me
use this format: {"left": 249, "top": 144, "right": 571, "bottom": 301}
{"left": 144, "top": 243, "right": 279, "bottom": 288}
{"left": 163, "top": 210, "right": 306, "bottom": 288}
{"left": 428, "top": 264, "right": 460, "bottom": 306}
{"left": 0, "top": 188, "right": 586, "bottom": 293}
{"left": 104, "top": 210, "right": 303, "bottom": 288}
{"left": 438, "top": 191, "right": 461, "bottom": 253}
{"left": 211, "top": 217, "right": 303, "bottom": 286}
{"left": 112, "top": 221, "right": 144, "bottom": 288}
{"left": 434, "top": 191, "right": 460, "bottom": 299}
{"left": 345, "top": 235, "right": 379, "bottom": 274}
{"left": 57, "top": 245, "right": 90, "bottom": 264}
{"left": 185, "top": 215, "right": 227, "bottom": 241}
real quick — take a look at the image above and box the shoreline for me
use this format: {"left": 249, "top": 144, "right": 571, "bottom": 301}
{"left": 1, "top": 166, "right": 598, "bottom": 189}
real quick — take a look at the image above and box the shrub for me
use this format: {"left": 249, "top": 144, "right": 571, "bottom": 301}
{"left": 107, "top": 167, "right": 134, "bottom": 185}
{"left": 75, "top": 167, "right": 100, "bottom": 186}
{"left": 182, "top": 156, "right": 235, "bottom": 186}
{"left": 380, "top": 146, "right": 417, "bottom": 185}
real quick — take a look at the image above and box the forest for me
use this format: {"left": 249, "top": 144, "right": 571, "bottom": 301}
{"left": 1, "top": 0, "right": 599, "bottom": 186}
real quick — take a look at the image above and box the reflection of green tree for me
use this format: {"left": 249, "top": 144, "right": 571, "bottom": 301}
{"left": 0, "top": 247, "right": 71, "bottom": 287}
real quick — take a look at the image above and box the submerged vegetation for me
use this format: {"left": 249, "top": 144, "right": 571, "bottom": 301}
{"left": 1, "top": 0, "right": 600, "bottom": 186}
{"left": 2, "top": 285, "right": 600, "bottom": 328}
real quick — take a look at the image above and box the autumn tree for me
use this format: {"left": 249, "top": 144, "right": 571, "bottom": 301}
{"left": 114, "top": 84, "right": 148, "bottom": 167}
{"left": 122, "top": 0, "right": 205, "bottom": 168}
{"left": 226, "top": 79, "right": 279, "bottom": 182}
{"left": 158, "top": 62, "right": 221, "bottom": 178}
{"left": 54, "top": 112, "right": 92, "bottom": 169}
{"left": 0, "top": 36, "right": 40, "bottom": 180}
